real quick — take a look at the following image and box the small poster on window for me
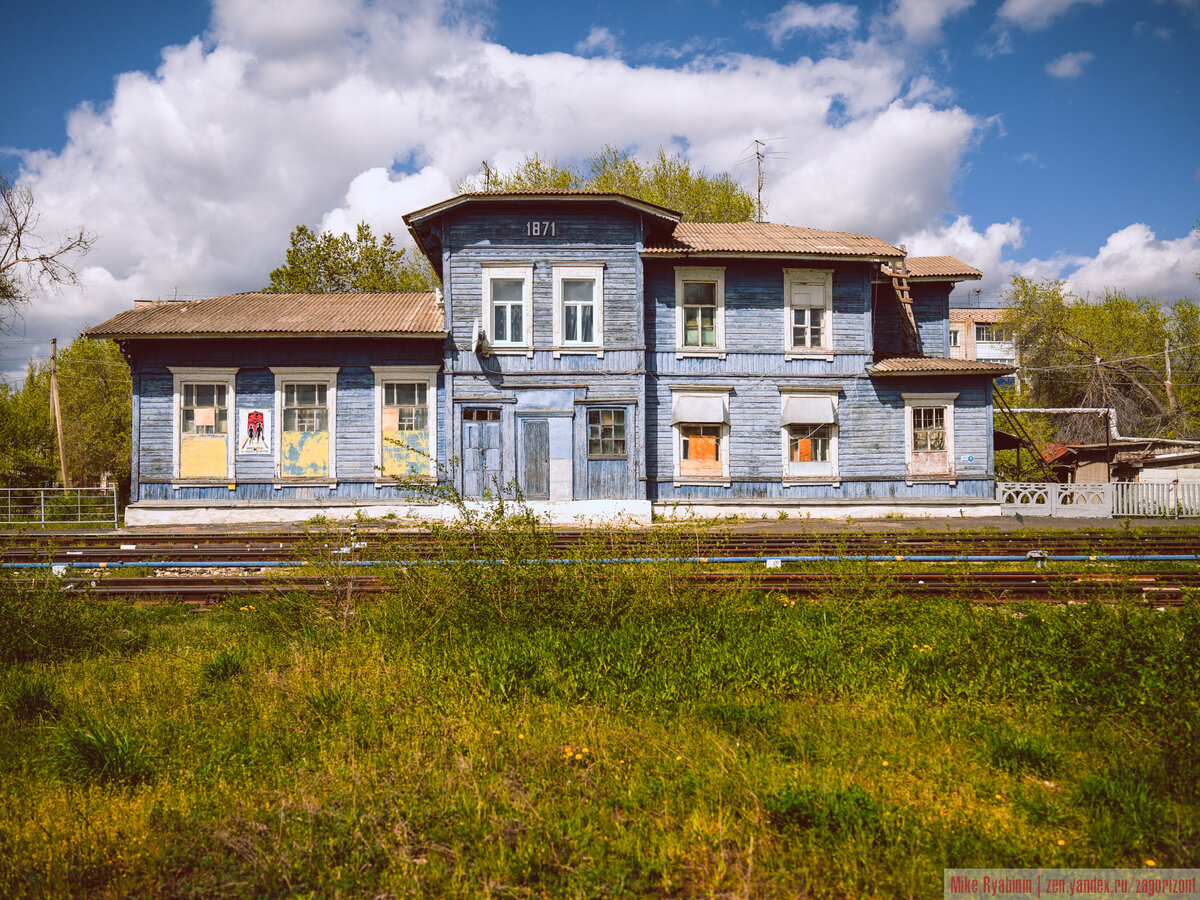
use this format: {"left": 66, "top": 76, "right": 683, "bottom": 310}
{"left": 239, "top": 409, "right": 270, "bottom": 454}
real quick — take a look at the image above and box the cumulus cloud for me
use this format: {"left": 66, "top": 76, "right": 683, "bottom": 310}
{"left": 575, "top": 25, "right": 620, "bottom": 58}
{"left": 997, "top": 0, "right": 1104, "bottom": 31}
{"left": 762, "top": 2, "right": 859, "bottom": 45}
{"left": 1045, "top": 50, "right": 1094, "bottom": 78}
{"left": 883, "top": 0, "right": 974, "bottom": 45}
{"left": 1063, "top": 224, "right": 1200, "bottom": 301}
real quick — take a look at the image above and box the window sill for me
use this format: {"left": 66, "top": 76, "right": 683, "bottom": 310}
{"left": 674, "top": 479, "right": 731, "bottom": 488}
{"left": 487, "top": 347, "right": 535, "bottom": 358}
{"left": 273, "top": 480, "right": 337, "bottom": 489}
{"left": 171, "top": 480, "right": 236, "bottom": 490}
{"left": 783, "top": 478, "right": 841, "bottom": 487}
{"left": 785, "top": 351, "right": 835, "bottom": 362}
{"left": 374, "top": 478, "right": 437, "bottom": 488}
{"left": 553, "top": 347, "right": 604, "bottom": 359}
{"left": 905, "top": 477, "right": 957, "bottom": 486}
{"left": 587, "top": 455, "right": 628, "bottom": 461}
{"left": 675, "top": 350, "right": 727, "bottom": 360}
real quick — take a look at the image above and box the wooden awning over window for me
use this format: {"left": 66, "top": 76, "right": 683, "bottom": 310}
{"left": 671, "top": 393, "right": 728, "bottom": 425}
{"left": 781, "top": 395, "right": 837, "bottom": 426}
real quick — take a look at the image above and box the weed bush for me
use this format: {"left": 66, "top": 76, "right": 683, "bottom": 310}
{"left": 767, "top": 784, "right": 885, "bottom": 836}
{"left": 983, "top": 726, "right": 1062, "bottom": 777}
{"left": 3, "top": 673, "right": 63, "bottom": 721}
{"left": 57, "top": 716, "right": 154, "bottom": 785}
{"left": 201, "top": 649, "right": 246, "bottom": 685}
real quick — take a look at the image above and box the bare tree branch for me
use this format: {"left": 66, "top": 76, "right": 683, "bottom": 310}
{"left": 0, "top": 174, "right": 96, "bottom": 331}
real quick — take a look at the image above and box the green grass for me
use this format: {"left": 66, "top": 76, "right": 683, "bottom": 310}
{"left": 0, "top": 516, "right": 1198, "bottom": 897}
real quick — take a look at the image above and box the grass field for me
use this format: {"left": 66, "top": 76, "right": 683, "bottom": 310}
{"left": 1, "top": 514, "right": 1198, "bottom": 898}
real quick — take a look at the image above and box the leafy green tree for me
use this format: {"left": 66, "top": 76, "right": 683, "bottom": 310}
{"left": 461, "top": 146, "right": 759, "bottom": 222}
{"left": 0, "top": 337, "right": 130, "bottom": 489}
{"left": 264, "top": 222, "right": 437, "bottom": 293}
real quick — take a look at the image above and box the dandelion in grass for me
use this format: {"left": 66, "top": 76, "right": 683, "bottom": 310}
{"left": 882, "top": 760, "right": 889, "bottom": 767}
{"left": 995, "top": 794, "right": 1002, "bottom": 801}
{"left": 1057, "top": 839, "right": 1066, "bottom": 846}
{"left": 1146, "top": 860, "right": 1156, "bottom": 867}
{"left": 575, "top": 753, "right": 583, "bottom": 760}
{"left": 675, "top": 755, "right": 682, "bottom": 761}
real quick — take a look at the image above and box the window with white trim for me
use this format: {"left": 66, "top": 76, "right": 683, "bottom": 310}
{"left": 975, "top": 323, "right": 1009, "bottom": 344}
{"left": 670, "top": 390, "right": 730, "bottom": 482}
{"left": 373, "top": 366, "right": 438, "bottom": 482}
{"left": 674, "top": 267, "right": 725, "bottom": 354}
{"left": 272, "top": 368, "right": 337, "bottom": 481}
{"left": 949, "top": 328, "right": 961, "bottom": 349}
{"left": 170, "top": 367, "right": 236, "bottom": 482}
{"left": 903, "top": 392, "right": 956, "bottom": 481}
{"left": 484, "top": 265, "right": 533, "bottom": 349}
{"left": 783, "top": 269, "right": 833, "bottom": 355}
{"left": 553, "top": 264, "right": 604, "bottom": 351}
{"left": 780, "top": 391, "right": 839, "bottom": 480}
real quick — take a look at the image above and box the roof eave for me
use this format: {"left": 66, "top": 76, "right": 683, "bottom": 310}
{"left": 865, "top": 365, "right": 1017, "bottom": 378}
{"left": 403, "top": 192, "right": 683, "bottom": 227}
{"left": 88, "top": 330, "right": 448, "bottom": 341}
{"left": 642, "top": 251, "right": 903, "bottom": 262}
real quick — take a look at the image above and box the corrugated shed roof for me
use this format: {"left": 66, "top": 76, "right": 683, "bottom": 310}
{"left": 867, "top": 357, "right": 1016, "bottom": 377}
{"left": 643, "top": 222, "right": 902, "bottom": 258}
{"left": 893, "top": 256, "right": 983, "bottom": 280}
{"left": 86, "top": 292, "right": 445, "bottom": 339}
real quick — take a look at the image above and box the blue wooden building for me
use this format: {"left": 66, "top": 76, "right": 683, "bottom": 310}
{"left": 90, "top": 191, "right": 1012, "bottom": 525}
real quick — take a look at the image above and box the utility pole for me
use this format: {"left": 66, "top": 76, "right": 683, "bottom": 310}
{"left": 754, "top": 140, "right": 765, "bottom": 223}
{"left": 1164, "top": 337, "right": 1180, "bottom": 415}
{"left": 482, "top": 160, "right": 493, "bottom": 191}
{"left": 50, "top": 338, "right": 70, "bottom": 488}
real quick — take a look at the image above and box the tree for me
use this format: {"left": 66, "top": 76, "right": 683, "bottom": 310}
{"left": 1001, "top": 276, "right": 1194, "bottom": 443}
{"left": 0, "top": 337, "right": 131, "bottom": 489}
{"left": 461, "top": 146, "right": 759, "bottom": 222}
{"left": 264, "top": 222, "right": 437, "bottom": 293}
{"left": 1, "top": 174, "right": 94, "bottom": 332}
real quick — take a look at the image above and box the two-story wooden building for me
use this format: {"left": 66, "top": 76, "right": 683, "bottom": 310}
{"left": 90, "top": 190, "right": 1011, "bottom": 525}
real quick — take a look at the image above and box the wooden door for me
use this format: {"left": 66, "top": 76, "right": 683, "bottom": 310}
{"left": 520, "top": 418, "right": 550, "bottom": 500}
{"left": 462, "top": 409, "right": 501, "bottom": 497}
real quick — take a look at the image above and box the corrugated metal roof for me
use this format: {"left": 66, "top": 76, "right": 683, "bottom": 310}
{"left": 643, "top": 222, "right": 902, "bottom": 259}
{"left": 404, "top": 190, "right": 682, "bottom": 225}
{"left": 86, "top": 292, "right": 445, "bottom": 339}
{"left": 867, "top": 357, "right": 1016, "bottom": 376}
{"left": 891, "top": 256, "right": 982, "bottom": 280}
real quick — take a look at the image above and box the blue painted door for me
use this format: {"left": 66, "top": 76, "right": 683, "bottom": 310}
{"left": 520, "top": 418, "right": 550, "bottom": 500}
{"left": 462, "top": 408, "right": 501, "bottom": 497}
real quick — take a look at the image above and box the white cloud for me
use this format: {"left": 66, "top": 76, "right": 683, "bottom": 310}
{"left": 1045, "top": 50, "right": 1094, "bottom": 78}
{"left": 575, "top": 26, "right": 620, "bottom": 58}
{"left": 762, "top": 3, "right": 859, "bottom": 46}
{"left": 1063, "top": 224, "right": 1200, "bottom": 301}
{"left": 883, "top": 0, "right": 974, "bottom": 45}
{"left": 997, "top": 0, "right": 1104, "bottom": 31}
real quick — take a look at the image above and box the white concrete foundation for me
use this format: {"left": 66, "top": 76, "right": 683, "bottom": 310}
{"left": 654, "top": 502, "right": 1003, "bottom": 520}
{"left": 123, "top": 499, "right": 654, "bottom": 527}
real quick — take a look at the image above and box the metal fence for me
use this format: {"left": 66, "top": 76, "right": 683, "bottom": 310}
{"left": 998, "top": 481, "right": 1200, "bottom": 518}
{"left": 0, "top": 487, "right": 120, "bottom": 528}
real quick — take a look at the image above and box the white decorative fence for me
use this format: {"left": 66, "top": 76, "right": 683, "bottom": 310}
{"left": 998, "top": 482, "right": 1200, "bottom": 518}
{"left": 0, "top": 487, "right": 120, "bottom": 527}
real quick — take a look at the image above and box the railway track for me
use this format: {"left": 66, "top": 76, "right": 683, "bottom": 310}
{"left": 37, "top": 568, "right": 1200, "bottom": 608}
{"left": 5, "top": 526, "right": 1200, "bottom": 564}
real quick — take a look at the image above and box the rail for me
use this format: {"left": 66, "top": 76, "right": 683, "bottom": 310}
{"left": 0, "top": 487, "right": 119, "bottom": 528}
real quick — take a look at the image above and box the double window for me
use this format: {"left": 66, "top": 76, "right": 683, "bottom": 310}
{"left": 674, "top": 267, "right": 725, "bottom": 355}
{"left": 484, "top": 265, "right": 533, "bottom": 350}
{"left": 272, "top": 368, "right": 337, "bottom": 481}
{"left": 553, "top": 264, "right": 604, "bottom": 353}
{"left": 784, "top": 269, "right": 833, "bottom": 356}
{"left": 974, "top": 323, "right": 1009, "bottom": 344}
{"left": 780, "top": 391, "right": 839, "bottom": 481}
{"left": 170, "top": 367, "right": 236, "bottom": 482}
{"left": 671, "top": 390, "right": 730, "bottom": 482}
{"left": 903, "top": 393, "right": 956, "bottom": 482}
{"left": 373, "top": 366, "right": 438, "bottom": 481}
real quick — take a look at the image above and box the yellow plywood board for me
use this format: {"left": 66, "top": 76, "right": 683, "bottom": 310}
{"left": 181, "top": 435, "right": 227, "bottom": 479}
{"left": 382, "top": 429, "right": 429, "bottom": 477}
{"left": 281, "top": 431, "right": 329, "bottom": 478}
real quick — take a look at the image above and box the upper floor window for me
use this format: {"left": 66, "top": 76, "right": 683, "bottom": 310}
{"left": 674, "top": 267, "right": 725, "bottom": 355}
{"left": 373, "top": 366, "right": 438, "bottom": 482}
{"left": 975, "top": 323, "right": 1010, "bottom": 343}
{"left": 783, "top": 269, "right": 833, "bottom": 356}
{"left": 949, "top": 328, "right": 961, "bottom": 349}
{"left": 170, "top": 367, "right": 237, "bottom": 481}
{"left": 484, "top": 265, "right": 533, "bottom": 349}
{"left": 553, "top": 264, "right": 604, "bottom": 351}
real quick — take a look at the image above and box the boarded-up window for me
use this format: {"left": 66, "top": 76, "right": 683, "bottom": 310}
{"left": 588, "top": 409, "right": 626, "bottom": 457}
{"left": 680, "top": 424, "right": 723, "bottom": 477}
{"left": 180, "top": 383, "right": 228, "bottom": 478}
{"left": 281, "top": 382, "right": 330, "bottom": 478}
{"left": 786, "top": 424, "right": 834, "bottom": 478}
{"left": 381, "top": 382, "right": 430, "bottom": 478}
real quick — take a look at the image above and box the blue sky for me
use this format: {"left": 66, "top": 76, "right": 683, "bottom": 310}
{"left": 2, "top": 0, "right": 1199, "bottom": 375}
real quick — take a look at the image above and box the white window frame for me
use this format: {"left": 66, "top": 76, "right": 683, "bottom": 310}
{"left": 670, "top": 389, "right": 731, "bottom": 486}
{"left": 372, "top": 365, "right": 439, "bottom": 484}
{"left": 948, "top": 327, "right": 962, "bottom": 349}
{"left": 783, "top": 268, "right": 834, "bottom": 360}
{"left": 483, "top": 263, "right": 534, "bottom": 355}
{"left": 271, "top": 367, "right": 338, "bottom": 484}
{"left": 902, "top": 392, "right": 957, "bottom": 484}
{"left": 169, "top": 367, "right": 237, "bottom": 485}
{"left": 674, "top": 266, "right": 726, "bottom": 359}
{"left": 779, "top": 390, "right": 839, "bottom": 485}
{"left": 552, "top": 263, "right": 604, "bottom": 357}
